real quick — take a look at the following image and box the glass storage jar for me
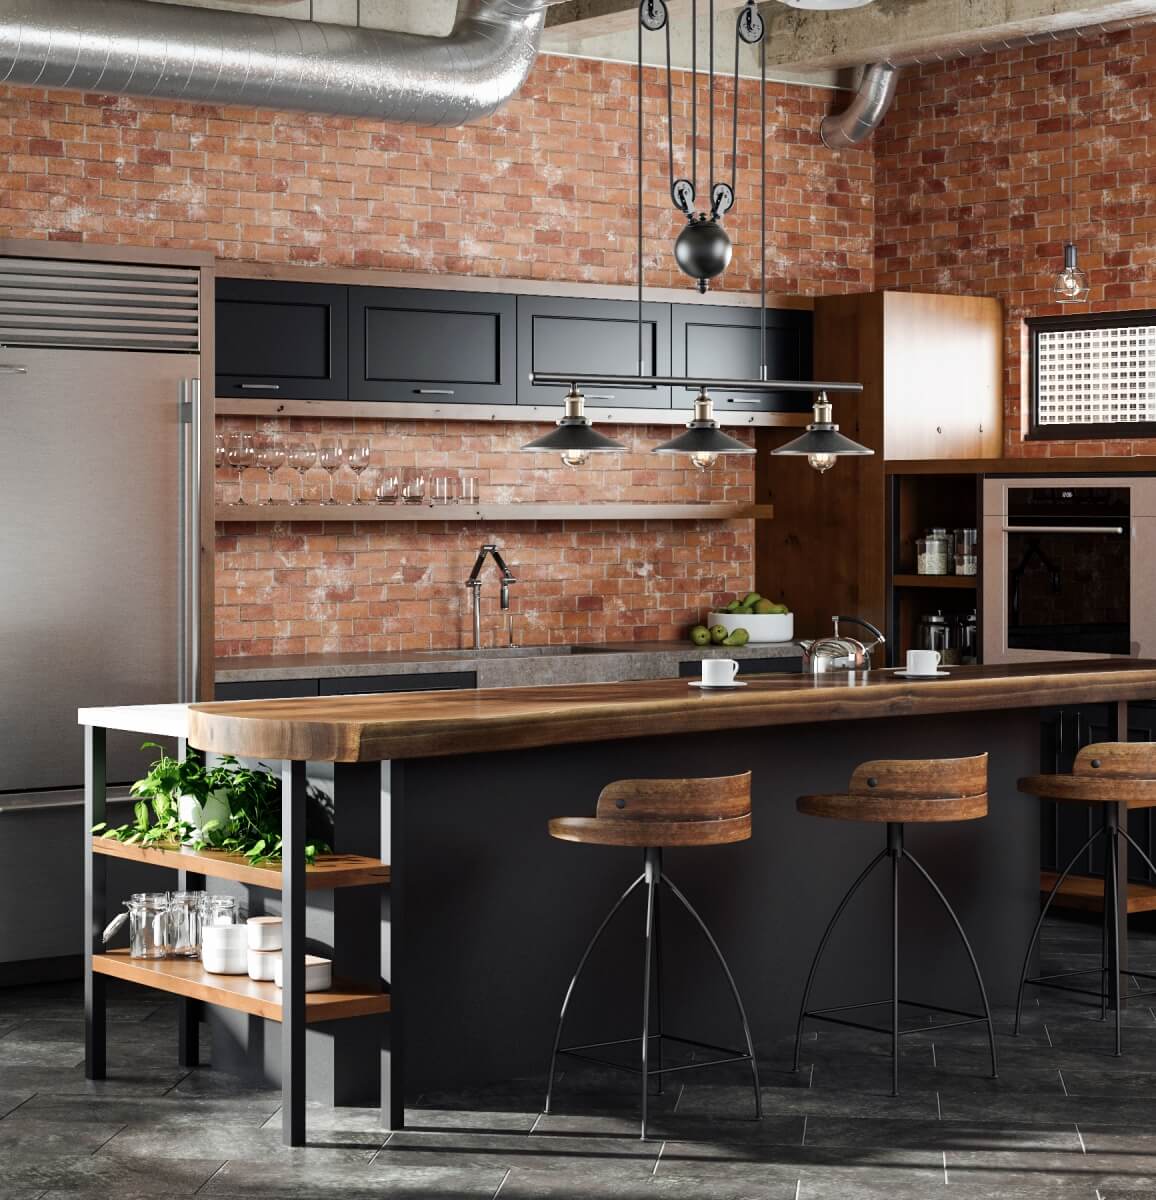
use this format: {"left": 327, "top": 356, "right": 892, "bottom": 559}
{"left": 126, "top": 893, "right": 171, "bottom": 959}
{"left": 958, "top": 610, "right": 978, "bottom": 664}
{"left": 199, "top": 894, "right": 239, "bottom": 928}
{"left": 916, "top": 529, "right": 950, "bottom": 576}
{"left": 953, "top": 527, "right": 978, "bottom": 576}
{"left": 917, "top": 610, "right": 961, "bottom": 665}
{"left": 167, "top": 890, "right": 206, "bottom": 958}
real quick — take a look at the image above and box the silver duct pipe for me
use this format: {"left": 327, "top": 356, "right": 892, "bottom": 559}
{"left": 820, "top": 61, "right": 898, "bottom": 148}
{"left": 0, "top": 0, "right": 553, "bottom": 126}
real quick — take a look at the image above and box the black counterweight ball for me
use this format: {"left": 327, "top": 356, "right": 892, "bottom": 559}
{"left": 674, "top": 214, "right": 732, "bottom": 293}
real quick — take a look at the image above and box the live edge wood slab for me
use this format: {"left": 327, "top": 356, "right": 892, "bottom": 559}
{"left": 185, "top": 661, "right": 1156, "bottom": 764}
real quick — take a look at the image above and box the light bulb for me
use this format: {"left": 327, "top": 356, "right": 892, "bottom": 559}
{"left": 808, "top": 453, "right": 837, "bottom": 474}
{"left": 561, "top": 449, "right": 590, "bottom": 468}
{"left": 1053, "top": 243, "right": 1089, "bottom": 303}
{"left": 690, "top": 451, "right": 719, "bottom": 471}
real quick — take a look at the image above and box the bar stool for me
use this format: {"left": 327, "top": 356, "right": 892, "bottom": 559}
{"left": 1016, "top": 743, "right": 1156, "bottom": 1056}
{"left": 792, "top": 754, "right": 998, "bottom": 1096}
{"left": 544, "top": 772, "right": 761, "bottom": 1140}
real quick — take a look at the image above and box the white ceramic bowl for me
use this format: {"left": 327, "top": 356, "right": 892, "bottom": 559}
{"left": 707, "top": 610, "right": 795, "bottom": 644}
{"left": 201, "top": 924, "right": 248, "bottom": 975}
{"left": 274, "top": 954, "right": 333, "bottom": 993}
{"left": 247, "top": 916, "right": 283, "bottom": 951}
{"left": 247, "top": 947, "right": 279, "bottom": 982}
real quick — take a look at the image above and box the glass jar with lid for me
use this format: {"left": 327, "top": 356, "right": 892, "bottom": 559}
{"left": 917, "top": 610, "right": 961, "bottom": 665}
{"left": 958, "top": 610, "right": 978, "bottom": 664}
{"left": 953, "top": 528, "right": 978, "bottom": 576}
{"left": 916, "top": 528, "right": 950, "bottom": 576}
{"left": 168, "top": 890, "right": 207, "bottom": 958}
{"left": 199, "top": 894, "right": 239, "bottom": 928}
{"left": 126, "top": 893, "right": 171, "bottom": 959}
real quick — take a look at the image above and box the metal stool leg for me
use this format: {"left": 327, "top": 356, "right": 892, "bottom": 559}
{"left": 653, "top": 852, "right": 664, "bottom": 1096}
{"left": 544, "top": 870, "right": 646, "bottom": 1116}
{"left": 640, "top": 849, "right": 659, "bottom": 1141}
{"left": 1105, "top": 810, "right": 1123, "bottom": 1057}
{"left": 662, "top": 873, "right": 762, "bottom": 1120}
{"left": 903, "top": 847, "right": 999, "bottom": 1082}
{"left": 792, "top": 848, "right": 889, "bottom": 1072}
{"left": 1013, "top": 825, "right": 1103, "bottom": 1036}
{"left": 889, "top": 823, "right": 901, "bottom": 1097}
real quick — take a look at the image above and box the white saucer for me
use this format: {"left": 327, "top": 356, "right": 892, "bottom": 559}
{"left": 689, "top": 680, "right": 749, "bottom": 689}
{"left": 890, "top": 670, "right": 950, "bottom": 679}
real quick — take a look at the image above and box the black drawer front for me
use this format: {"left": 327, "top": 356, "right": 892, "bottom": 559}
{"left": 678, "top": 656, "right": 802, "bottom": 677}
{"left": 672, "top": 305, "right": 813, "bottom": 413}
{"left": 216, "top": 279, "right": 349, "bottom": 401}
{"left": 350, "top": 288, "right": 515, "bottom": 405}
{"left": 215, "top": 678, "right": 319, "bottom": 701}
{"left": 318, "top": 671, "right": 477, "bottom": 695}
{"left": 517, "top": 296, "right": 672, "bottom": 409}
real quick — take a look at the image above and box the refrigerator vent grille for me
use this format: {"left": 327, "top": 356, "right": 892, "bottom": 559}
{"left": 0, "top": 258, "right": 200, "bottom": 352}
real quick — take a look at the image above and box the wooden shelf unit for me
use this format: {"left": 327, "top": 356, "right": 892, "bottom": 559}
{"left": 94, "top": 951, "right": 390, "bottom": 1023}
{"left": 216, "top": 502, "right": 773, "bottom": 523}
{"left": 92, "top": 839, "right": 390, "bottom": 890}
{"left": 1041, "top": 871, "right": 1156, "bottom": 914}
{"left": 892, "top": 574, "right": 978, "bottom": 590}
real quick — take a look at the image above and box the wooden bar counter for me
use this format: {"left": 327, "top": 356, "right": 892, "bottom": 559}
{"left": 80, "top": 661, "right": 1156, "bottom": 1144}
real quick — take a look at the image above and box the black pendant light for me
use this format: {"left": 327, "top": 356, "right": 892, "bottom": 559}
{"left": 1052, "top": 41, "right": 1089, "bottom": 304}
{"left": 653, "top": 388, "right": 756, "bottom": 470}
{"left": 771, "top": 393, "right": 874, "bottom": 473}
{"left": 520, "top": 384, "right": 626, "bottom": 468}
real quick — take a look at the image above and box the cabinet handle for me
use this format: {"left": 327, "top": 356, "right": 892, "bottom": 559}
{"left": 722, "top": 397, "right": 759, "bottom": 405}
{"left": 239, "top": 383, "right": 281, "bottom": 391}
{"left": 0, "top": 364, "right": 27, "bottom": 374}
{"left": 1003, "top": 525, "right": 1125, "bottom": 535}
{"left": 414, "top": 388, "right": 456, "bottom": 396}
{"left": 586, "top": 394, "right": 616, "bottom": 401}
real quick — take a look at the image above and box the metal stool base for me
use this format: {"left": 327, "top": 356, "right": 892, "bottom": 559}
{"left": 792, "top": 822, "right": 999, "bottom": 1097}
{"left": 545, "top": 847, "right": 761, "bottom": 1140}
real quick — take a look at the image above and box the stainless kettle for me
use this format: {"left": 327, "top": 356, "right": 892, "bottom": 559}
{"left": 798, "top": 615, "right": 887, "bottom": 674}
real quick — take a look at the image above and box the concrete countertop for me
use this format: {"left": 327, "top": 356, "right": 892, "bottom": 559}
{"left": 214, "top": 640, "right": 804, "bottom": 689}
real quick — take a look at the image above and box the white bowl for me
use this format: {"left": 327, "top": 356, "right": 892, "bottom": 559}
{"left": 247, "top": 916, "right": 283, "bottom": 951}
{"left": 707, "top": 611, "right": 795, "bottom": 644}
{"left": 247, "top": 947, "right": 279, "bottom": 981}
{"left": 201, "top": 924, "right": 248, "bottom": 975}
{"left": 274, "top": 954, "right": 332, "bottom": 993}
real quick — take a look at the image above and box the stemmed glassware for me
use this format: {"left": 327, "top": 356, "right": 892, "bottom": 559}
{"left": 345, "top": 439, "right": 371, "bottom": 505}
{"left": 256, "top": 438, "right": 287, "bottom": 506}
{"left": 318, "top": 440, "right": 344, "bottom": 506}
{"left": 287, "top": 441, "right": 317, "bottom": 506}
{"left": 225, "top": 433, "right": 255, "bottom": 505}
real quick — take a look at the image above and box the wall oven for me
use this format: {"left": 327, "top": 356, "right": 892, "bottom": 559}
{"left": 983, "top": 477, "right": 1156, "bottom": 664}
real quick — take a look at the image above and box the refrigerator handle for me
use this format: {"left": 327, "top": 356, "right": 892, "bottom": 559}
{"left": 177, "top": 379, "right": 202, "bottom": 703}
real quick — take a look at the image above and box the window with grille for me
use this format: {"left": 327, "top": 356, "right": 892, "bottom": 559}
{"left": 1028, "top": 311, "right": 1156, "bottom": 439}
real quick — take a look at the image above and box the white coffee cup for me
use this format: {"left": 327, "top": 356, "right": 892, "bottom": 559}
{"left": 701, "top": 658, "right": 740, "bottom": 686}
{"left": 905, "top": 649, "right": 942, "bottom": 676}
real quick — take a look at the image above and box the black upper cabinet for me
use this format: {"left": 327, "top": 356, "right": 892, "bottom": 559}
{"left": 216, "top": 279, "right": 348, "bottom": 401}
{"left": 350, "top": 288, "right": 516, "bottom": 405}
{"left": 671, "top": 305, "right": 813, "bottom": 413}
{"left": 516, "top": 296, "right": 672, "bottom": 409}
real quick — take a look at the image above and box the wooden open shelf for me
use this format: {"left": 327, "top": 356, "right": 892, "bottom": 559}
{"left": 92, "top": 839, "right": 390, "bottom": 890}
{"left": 892, "top": 574, "right": 978, "bottom": 590}
{"left": 216, "top": 502, "right": 773, "bottom": 524}
{"left": 94, "top": 950, "right": 390, "bottom": 1023}
{"left": 1041, "top": 871, "right": 1156, "bottom": 914}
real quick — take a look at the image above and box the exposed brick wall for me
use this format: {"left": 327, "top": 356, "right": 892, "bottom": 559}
{"left": 874, "top": 26, "right": 1156, "bottom": 457}
{"left": 0, "top": 55, "right": 873, "bottom": 656}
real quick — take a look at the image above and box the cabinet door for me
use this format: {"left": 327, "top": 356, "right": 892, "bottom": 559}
{"left": 517, "top": 296, "right": 672, "bottom": 409}
{"left": 216, "top": 280, "right": 348, "bottom": 401}
{"left": 350, "top": 288, "right": 515, "bottom": 405}
{"left": 318, "top": 671, "right": 477, "bottom": 695}
{"left": 678, "top": 656, "right": 802, "bottom": 677}
{"left": 672, "top": 306, "right": 813, "bottom": 413}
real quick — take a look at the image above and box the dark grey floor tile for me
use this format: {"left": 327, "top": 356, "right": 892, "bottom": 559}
{"left": 678, "top": 1082, "right": 938, "bottom": 1121}
{"left": 0, "top": 1066, "right": 190, "bottom": 1097}
{"left": 802, "top": 1116, "right": 1079, "bottom": 1153}
{"left": 99, "top": 1124, "right": 383, "bottom": 1162}
{"left": 0, "top": 1035, "right": 85, "bottom": 1069}
{"left": 944, "top": 1149, "right": 1156, "bottom": 1195}
{"left": 9, "top": 1093, "right": 279, "bottom": 1128}
{"left": 400, "top": 1107, "right": 539, "bottom": 1135}
{"left": 533, "top": 1109, "right": 801, "bottom": 1145}
{"left": 500, "top": 1167, "right": 796, "bottom": 1198}
{"left": 937, "top": 1089, "right": 1153, "bottom": 1126}
{"left": 0, "top": 1118, "right": 125, "bottom": 1156}
{"left": 1077, "top": 1122, "right": 1156, "bottom": 1156}
{"left": 0, "top": 1093, "right": 34, "bottom": 1119}
{"left": 204, "top": 1159, "right": 506, "bottom": 1198}
{"left": 0, "top": 1152, "right": 224, "bottom": 1194}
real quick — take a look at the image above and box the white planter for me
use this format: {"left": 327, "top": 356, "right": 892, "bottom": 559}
{"left": 177, "top": 787, "right": 231, "bottom": 842}
{"left": 707, "top": 611, "right": 795, "bottom": 644}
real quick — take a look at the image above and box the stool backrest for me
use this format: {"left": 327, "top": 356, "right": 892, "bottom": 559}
{"left": 596, "top": 772, "right": 752, "bottom": 822}
{"left": 1075, "top": 742, "right": 1156, "bottom": 779}
{"left": 849, "top": 753, "right": 988, "bottom": 800}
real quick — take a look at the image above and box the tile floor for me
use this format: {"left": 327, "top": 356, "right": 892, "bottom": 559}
{"left": 2, "top": 917, "right": 1156, "bottom": 1199}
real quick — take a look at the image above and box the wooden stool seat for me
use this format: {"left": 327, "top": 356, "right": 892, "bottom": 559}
{"left": 797, "top": 755, "right": 989, "bottom": 825}
{"left": 549, "top": 773, "right": 753, "bottom": 849}
{"left": 1020, "top": 744, "right": 1156, "bottom": 808}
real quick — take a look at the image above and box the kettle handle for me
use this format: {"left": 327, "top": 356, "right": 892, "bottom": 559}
{"left": 832, "top": 615, "right": 887, "bottom": 647}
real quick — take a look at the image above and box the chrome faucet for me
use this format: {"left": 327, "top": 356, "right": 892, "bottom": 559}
{"left": 466, "top": 543, "right": 517, "bottom": 649}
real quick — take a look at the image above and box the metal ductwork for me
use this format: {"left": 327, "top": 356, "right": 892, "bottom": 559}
{"left": 0, "top": 0, "right": 554, "bottom": 126}
{"left": 820, "top": 61, "right": 898, "bottom": 148}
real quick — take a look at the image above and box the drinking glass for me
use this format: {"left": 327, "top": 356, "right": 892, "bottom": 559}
{"left": 318, "top": 440, "right": 344, "bottom": 506}
{"left": 345, "top": 439, "right": 371, "bottom": 505}
{"left": 459, "top": 474, "right": 478, "bottom": 505}
{"left": 288, "top": 441, "right": 317, "bottom": 505}
{"left": 432, "top": 471, "right": 457, "bottom": 505}
{"left": 401, "top": 467, "right": 427, "bottom": 505}
{"left": 225, "top": 433, "right": 256, "bottom": 506}
{"left": 256, "top": 438, "right": 287, "bottom": 506}
{"left": 375, "top": 472, "right": 400, "bottom": 504}
{"left": 214, "top": 434, "right": 226, "bottom": 506}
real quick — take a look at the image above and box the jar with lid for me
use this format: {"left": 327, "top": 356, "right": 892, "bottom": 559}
{"left": 168, "top": 890, "right": 206, "bottom": 958}
{"left": 126, "top": 893, "right": 171, "bottom": 959}
{"left": 916, "top": 528, "right": 949, "bottom": 576}
{"left": 958, "top": 610, "right": 978, "bottom": 664}
{"left": 953, "top": 528, "right": 978, "bottom": 576}
{"left": 199, "top": 894, "right": 239, "bottom": 928}
{"left": 917, "top": 610, "right": 960, "bottom": 665}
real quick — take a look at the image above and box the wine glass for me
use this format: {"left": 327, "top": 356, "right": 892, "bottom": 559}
{"left": 225, "top": 433, "right": 255, "bottom": 505}
{"left": 256, "top": 438, "right": 286, "bottom": 506}
{"left": 287, "top": 441, "right": 317, "bottom": 506}
{"left": 214, "top": 434, "right": 226, "bottom": 505}
{"left": 318, "top": 440, "right": 344, "bottom": 506}
{"left": 345, "top": 439, "right": 371, "bottom": 505}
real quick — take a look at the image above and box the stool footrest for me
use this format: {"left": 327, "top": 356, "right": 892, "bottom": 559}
{"left": 804, "top": 998, "right": 989, "bottom": 1039}
{"left": 558, "top": 1033, "right": 753, "bottom": 1079}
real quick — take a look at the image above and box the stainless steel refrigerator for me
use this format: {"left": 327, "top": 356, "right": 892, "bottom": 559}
{"left": 0, "top": 256, "right": 203, "bottom": 968}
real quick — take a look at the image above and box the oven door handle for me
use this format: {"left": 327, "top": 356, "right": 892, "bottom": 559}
{"left": 1003, "top": 525, "right": 1127, "bottom": 535}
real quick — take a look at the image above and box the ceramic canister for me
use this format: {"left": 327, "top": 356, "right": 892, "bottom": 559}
{"left": 201, "top": 924, "right": 248, "bottom": 975}
{"left": 273, "top": 954, "right": 333, "bottom": 993}
{"left": 247, "top": 916, "right": 283, "bottom": 951}
{"left": 247, "top": 948, "right": 279, "bottom": 982}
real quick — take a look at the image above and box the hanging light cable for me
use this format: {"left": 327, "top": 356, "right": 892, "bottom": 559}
{"left": 1053, "top": 39, "right": 1089, "bottom": 304}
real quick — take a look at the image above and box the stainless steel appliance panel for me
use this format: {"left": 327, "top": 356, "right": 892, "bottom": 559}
{"left": 0, "top": 348, "right": 197, "bottom": 790}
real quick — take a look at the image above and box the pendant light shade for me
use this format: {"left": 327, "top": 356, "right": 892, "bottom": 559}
{"left": 521, "top": 385, "right": 626, "bottom": 468}
{"left": 1053, "top": 241, "right": 1090, "bottom": 304}
{"left": 653, "top": 389, "right": 755, "bottom": 471}
{"left": 771, "top": 394, "right": 873, "bottom": 474}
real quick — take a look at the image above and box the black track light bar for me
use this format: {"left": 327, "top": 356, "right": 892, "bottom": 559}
{"left": 530, "top": 373, "right": 863, "bottom": 395}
